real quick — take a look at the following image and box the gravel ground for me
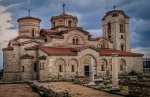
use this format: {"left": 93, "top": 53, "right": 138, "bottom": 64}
{"left": 45, "top": 82, "right": 123, "bottom": 97}
{"left": 0, "top": 83, "right": 40, "bottom": 97}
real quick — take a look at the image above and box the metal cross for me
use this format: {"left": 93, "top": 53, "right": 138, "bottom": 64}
{"left": 113, "top": 5, "right": 116, "bottom": 10}
{"left": 28, "top": 9, "right": 30, "bottom": 16}
{"left": 62, "top": 3, "right": 65, "bottom": 13}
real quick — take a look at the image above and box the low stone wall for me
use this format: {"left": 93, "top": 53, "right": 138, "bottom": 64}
{"left": 129, "top": 82, "right": 150, "bottom": 97}
{"left": 30, "top": 82, "right": 71, "bottom": 97}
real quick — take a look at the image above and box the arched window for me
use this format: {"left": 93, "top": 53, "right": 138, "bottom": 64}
{"left": 22, "top": 66, "right": 24, "bottom": 72}
{"left": 68, "top": 20, "right": 72, "bottom": 27}
{"left": 59, "top": 65, "right": 62, "bottom": 72}
{"left": 121, "top": 44, "right": 124, "bottom": 51}
{"left": 101, "top": 43, "right": 105, "bottom": 48}
{"left": 120, "top": 60, "right": 126, "bottom": 71}
{"left": 119, "top": 20, "right": 124, "bottom": 33}
{"left": 34, "top": 63, "right": 37, "bottom": 72}
{"left": 32, "top": 29, "right": 34, "bottom": 37}
{"left": 100, "top": 60, "right": 107, "bottom": 71}
{"left": 71, "top": 65, "right": 75, "bottom": 72}
{"left": 59, "top": 20, "right": 63, "bottom": 25}
{"left": 108, "top": 22, "right": 111, "bottom": 39}
{"left": 72, "top": 36, "right": 79, "bottom": 45}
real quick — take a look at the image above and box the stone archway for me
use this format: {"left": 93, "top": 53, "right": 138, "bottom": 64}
{"left": 80, "top": 55, "right": 97, "bottom": 76}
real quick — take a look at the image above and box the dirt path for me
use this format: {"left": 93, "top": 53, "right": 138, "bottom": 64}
{"left": 45, "top": 82, "right": 122, "bottom": 97}
{"left": 0, "top": 84, "right": 40, "bottom": 97}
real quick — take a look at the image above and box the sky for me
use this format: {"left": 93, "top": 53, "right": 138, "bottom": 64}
{"left": 0, "top": 0, "right": 150, "bottom": 69}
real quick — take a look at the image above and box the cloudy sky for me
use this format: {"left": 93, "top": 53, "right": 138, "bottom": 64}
{"left": 0, "top": 0, "right": 150, "bottom": 69}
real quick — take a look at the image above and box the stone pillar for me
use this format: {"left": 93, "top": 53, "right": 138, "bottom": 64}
{"left": 88, "top": 57, "right": 96, "bottom": 85}
{"left": 111, "top": 54, "right": 120, "bottom": 90}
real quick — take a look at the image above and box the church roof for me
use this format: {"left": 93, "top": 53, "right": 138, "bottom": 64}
{"left": 2, "top": 46, "right": 14, "bottom": 51}
{"left": 99, "top": 49, "right": 143, "bottom": 57}
{"left": 20, "top": 54, "right": 34, "bottom": 59}
{"left": 39, "top": 46, "right": 77, "bottom": 56}
{"left": 51, "top": 13, "right": 78, "bottom": 21}
{"left": 17, "top": 16, "right": 41, "bottom": 22}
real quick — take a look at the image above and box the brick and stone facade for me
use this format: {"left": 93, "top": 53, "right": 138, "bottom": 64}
{"left": 2, "top": 9, "right": 143, "bottom": 82}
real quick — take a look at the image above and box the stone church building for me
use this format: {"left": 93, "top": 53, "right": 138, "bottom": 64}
{"left": 3, "top": 9, "right": 143, "bottom": 82}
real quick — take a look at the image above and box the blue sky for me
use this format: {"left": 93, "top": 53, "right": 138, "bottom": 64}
{"left": 0, "top": 0, "right": 150, "bottom": 69}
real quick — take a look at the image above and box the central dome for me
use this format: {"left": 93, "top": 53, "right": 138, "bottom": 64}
{"left": 50, "top": 13, "right": 78, "bottom": 28}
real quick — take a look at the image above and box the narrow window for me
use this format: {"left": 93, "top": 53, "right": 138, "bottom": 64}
{"left": 121, "top": 44, "right": 124, "bottom": 51}
{"left": 59, "top": 65, "right": 62, "bottom": 72}
{"left": 108, "top": 23, "right": 111, "bottom": 34}
{"left": 34, "top": 63, "right": 37, "bottom": 72}
{"left": 22, "top": 66, "right": 24, "bottom": 72}
{"left": 68, "top": 21, "right": 72, "bottom": 27}
{"left": 32, "top": 30, "right": 34, "bottom": 37}
{"left": 71, "top": 65, "right": 75, "bottom": 72}
{"left": 101, "top": 43, "right": 105, "bottom": 48}
{"left": 101, "top": 65, "right": 104, "bottom": 71}
{"left": 73, "top": 39, "right": 75, "bottom": 44}
{"left": 120, "top": 64, "right": 123, "bottom": 71}
{"left": 76, "top": 39, "right": 78, "bottom": 44}
{"left": 121, "top": 35, "right": 123, "bottom": 39}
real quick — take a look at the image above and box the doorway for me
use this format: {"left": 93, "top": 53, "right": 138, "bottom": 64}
{"left": 84, "top": 66, "right": 89, "bottom": 76}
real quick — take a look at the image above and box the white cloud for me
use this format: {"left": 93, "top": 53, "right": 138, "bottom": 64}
{"left": 130, "top": 31, "right": 141, "bottom": 43}
{"left": 87, "top": 29, "right": 102, "bottom": 38}
{"left": 131, "top": 46, "right": 150, "bottom": 58}
{"left": 0, "top": 5, "right": 17, "bottom": 50}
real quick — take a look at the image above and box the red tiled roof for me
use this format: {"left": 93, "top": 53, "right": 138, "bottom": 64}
{"left": 73, "top": 45, "right": 99, "bottom": 51}
{"left": 39, "top": 47, "right": 77, "bottom": 56}
{"left": 99, "top": 49, "right": 143, "bottom": 57}
{"left": 14, "top": 35, "right": 46, "bottom": 40}
{"left": 20, "top": 40, "right": 43, "bottom": 45}
{"left": 39, "top": 56, "right": 46, "bottom": 60}
{"left": 20, "top": 54, "right": 34, "bottom": 59}
{"left": 10, "top": 40, "right": 19, "bottom": 46}
{"left": 2, "top": 46, "right": 14, "bottom": 51}
{"left": 41, "top": 29, "right": 57, "bottom": 33}
{"left": 48, "top": 34, "right": 64, "bottom": 39}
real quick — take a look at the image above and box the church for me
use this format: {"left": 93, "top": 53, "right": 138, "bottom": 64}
{"left": 2, "top": 7, "right": 143, "bottom": 82}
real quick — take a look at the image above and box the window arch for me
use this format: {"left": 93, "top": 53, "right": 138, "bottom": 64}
{"left": 98, "top": 41, "right": 109, "bottom": 48}
{"left": 68, "top": 20, "right": 72, "bottom": 27}
{"left": 56, "top": 59, "right": 66, "bottom": 73}
{"left": 59, "top": 20, "right": 63, "bottom": 25}
{"left": 53, "top": 22, "right": 55, "bottom": 27}
{"left": 72, "top": 36, "right": 79, "bottom": 44}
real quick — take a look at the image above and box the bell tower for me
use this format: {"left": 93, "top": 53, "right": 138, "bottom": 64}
{"left": 102, "top": 9, "right": 130, "bottom": 52}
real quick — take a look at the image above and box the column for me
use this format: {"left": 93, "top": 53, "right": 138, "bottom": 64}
{"left": 111, "top": 54, "right": 120, "bottom": 90}
{"left": 88, "top": 56, "right": 96, "bottom": 85}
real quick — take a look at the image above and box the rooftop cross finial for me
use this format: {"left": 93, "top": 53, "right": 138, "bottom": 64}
{"left": 113, "top": 5, "right": 116, "bottom": 10}
{"left": 28, "top": 9, "right": 30, "bottom": 16}
{"left": 62, "top": 3, "right": 66, "bottom": 13}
